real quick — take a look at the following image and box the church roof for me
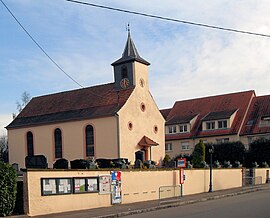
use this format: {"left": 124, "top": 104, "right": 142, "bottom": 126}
{"left": 111, "top": 32, "right": 150, "bottom": 66}
{"left": 7, "top": 83, "right": 134, "bottom": 129}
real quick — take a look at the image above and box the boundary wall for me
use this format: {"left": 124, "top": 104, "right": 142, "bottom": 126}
{"left": 22, "top": 168, "right": 249, "bottom": 216}
{"left": 254, "top": 168, "right": 270, "bottom": 183}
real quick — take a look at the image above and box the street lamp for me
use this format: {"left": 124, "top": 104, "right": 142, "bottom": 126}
{"left": 208, "top": 145, "right": 214, "bottom": 193}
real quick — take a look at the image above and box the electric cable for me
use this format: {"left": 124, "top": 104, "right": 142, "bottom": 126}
{"left": 1, "top": 0, "right": 84, "bottom": 88}
{"left": 66, "top": 0, "right": 270, "bottom": 38}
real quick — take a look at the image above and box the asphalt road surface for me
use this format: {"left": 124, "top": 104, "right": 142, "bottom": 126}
{"left": 127, "top": 189, "right": 270, "bottom": 218}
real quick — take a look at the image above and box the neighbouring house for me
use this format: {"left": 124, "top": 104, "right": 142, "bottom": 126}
{"left": 161, "top": 91, "right": 256, "bottom": 158}
{"left": 7, "top": 32, "right": 165, "bottom": 168}
{"left": 240, "top": 94, "right": 270, "bottom": 144}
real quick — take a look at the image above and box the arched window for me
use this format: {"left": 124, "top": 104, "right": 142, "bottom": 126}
{"left": 26, "top": 131, "right": 34, "bottom": 156}
{"left": 85, "top": 125, "right": 94, "bottom": 157}
{"left": 54, "top": 128, "right": 62, "bottom": 158}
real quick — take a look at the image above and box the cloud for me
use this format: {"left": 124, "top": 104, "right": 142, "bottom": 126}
{"left": 2, "top": 0, "right": 270, "bottom": 113}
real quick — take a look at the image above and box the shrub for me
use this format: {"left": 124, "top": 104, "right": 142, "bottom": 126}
{"left": 162, "top": 154, "right": 171, "bottom": 167}
{"left": 248, "top": 138, "right": 270, "bottom": 166}
{"left": 0, "top": 161, "right": 17, "bottom": 217}
{"left": 192, "top": 140, "right": 205, "bottom": 168}
{"left": 205, "top": 141, "right": 246, "bottom": 164}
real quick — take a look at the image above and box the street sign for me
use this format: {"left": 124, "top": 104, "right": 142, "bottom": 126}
{"left": 177, "top": 158, "right": 186, "bottom": 168}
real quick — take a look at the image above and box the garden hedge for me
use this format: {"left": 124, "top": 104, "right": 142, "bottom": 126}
{"left": 0, "top": 161, "right": 17, "bottom": 217}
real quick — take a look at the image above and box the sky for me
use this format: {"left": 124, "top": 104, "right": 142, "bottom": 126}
{"left": 1, "top": 0, "right": 270, "bottom": 136}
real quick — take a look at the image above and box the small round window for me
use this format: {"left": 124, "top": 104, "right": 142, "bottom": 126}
{"left": 140, "top": 103, "right": 146, "bottom": 112}
{"left": 154, "top": 125, "right": 158, "bottom": 133}
{"left": 128, "top": 122, "right": 133, "bottom": 130}
{"left": 139, "top": 78, "right": 145, "bottom": 87}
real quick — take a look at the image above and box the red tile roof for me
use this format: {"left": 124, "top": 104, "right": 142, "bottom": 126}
{"left": 240, "top": 95, "right": 270, "bottom": 136}
{"left": 164, "top": 90, "right": 255, "bottom": 140}
{"left": 7, "top": 83, "right": 134, "bottom": 129}
{"left": 138, "top": 136, "right": 159, "bottom": 147}
{"left": 160, "top": 108, "right": 171, "bottom": 119}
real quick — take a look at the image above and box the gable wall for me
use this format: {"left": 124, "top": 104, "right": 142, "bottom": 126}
{"left": 118, "top": 62, "right": 165, "bottom": 164}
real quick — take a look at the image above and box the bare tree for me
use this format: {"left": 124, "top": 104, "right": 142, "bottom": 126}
{"left": 13, "top": 91, "right": 31, "bottom": 119}
{"left": 17, "top": 91, "right": 31, "bottom": 113}
{"left": 0, "top": 135, "right": 8, "bottom": 163}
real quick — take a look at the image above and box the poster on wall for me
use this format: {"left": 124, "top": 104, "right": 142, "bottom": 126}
{"left": 99, "top": 175, "right": 111, "bottom": 195}
{"left": 87, "top": 178, "right": 98, "bottom": 192}
{"left": 42, "top": 179, "right": 57, "bottom": 195}
{"left": 74, "top": 178, "right": 86, "bottom": 193}
{"left": 58, "top": 179, "right": 72, "bottom": 194}
{"left": 41, "top": 178, "right": 72, "bottom": 196}
{"left": 111, "top": 171, "right": 122, "bottom": 204}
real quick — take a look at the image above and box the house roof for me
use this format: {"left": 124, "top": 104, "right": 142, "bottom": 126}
{"left": 167, "top": 114, "right": 198, "bottom": 125}
{"left": 111, "top": 32, "right": 150, "bottom": 66}
{"left": 240, "top": 95, "right": 270, "bottom": 136}
{"left": 164, "top": 90, "right": 255, "bottom": 140}
{"left": 7, "top": 83, "right": 135, "bottom": 129}
{"left": 201, "top": 109, "right": 237, "bottom": 121}
{"left": 160, "top": 108, "right": 171, "bottom": 119}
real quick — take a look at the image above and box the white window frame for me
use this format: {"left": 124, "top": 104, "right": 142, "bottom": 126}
{"left": 206, "top": 121, "right": 215, "bottom": 130}
{"left": 168, "top": 125, "right": 177, "bottom": 134}
{"left": 181, "top": 142, "right": 190, "bottom": 150}
{"left": 179, "top": 124, "right": 188, "bottom": 133}
{"left": 218, "top": 120, "right": 228, "bottom": 129}
{"left": 165, "top": 143, "right": 173, "bottom": 152}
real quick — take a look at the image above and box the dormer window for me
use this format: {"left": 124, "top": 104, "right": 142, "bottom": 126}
{"left": 218, "top": 120, "right": 228, "bottom": 129}
{"left": 260, "top": 116, "right": 270, "bottom": 127}
{"left": 206, "top": 121, "right": 215, "bottom": 130}
{"left": 202, "top": 109, "right": 237, "bottom": 131}
{"left": 121, "top": 65, "right": 128, "bottom": 79}
{"left": 179, "top": 124, "right": 188, "bottom": 133}
{"left": 168, "top": 125, "right": 177, "bottom": 134}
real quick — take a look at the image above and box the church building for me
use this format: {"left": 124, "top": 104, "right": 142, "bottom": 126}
{"left": 7, "top": 32, "right": 165, "bottom": 168}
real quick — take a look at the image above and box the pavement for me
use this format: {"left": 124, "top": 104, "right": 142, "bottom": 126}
{"left": 11, "top": 183, "right": 270, "bottom": 218}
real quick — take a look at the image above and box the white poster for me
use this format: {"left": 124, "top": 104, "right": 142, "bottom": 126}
{"left": 99, "top": 175, "right": 111, "bottom": 194}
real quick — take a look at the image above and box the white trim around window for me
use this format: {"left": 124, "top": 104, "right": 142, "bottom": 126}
{"left": 165, "top": 143, "right": 173, "bottom": 152}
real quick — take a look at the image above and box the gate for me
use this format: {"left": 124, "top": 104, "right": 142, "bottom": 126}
{"left": 13, "top": 180, "right": 24, "bottom": 215}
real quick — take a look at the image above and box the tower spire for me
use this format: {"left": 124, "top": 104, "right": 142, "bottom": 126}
{"left": 111, "top": 28, "right": 150, "bottom": 66}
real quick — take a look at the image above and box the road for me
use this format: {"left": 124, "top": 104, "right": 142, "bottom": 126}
{"left": 127, "top": 189, "right": 270, "bottom": 218}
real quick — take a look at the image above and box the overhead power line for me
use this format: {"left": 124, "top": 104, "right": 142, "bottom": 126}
{"left": 66, "top": 0, "right": 270, "bottom": 39}
{"left": 1, "top": 0, "right": 128, "bottom": 101}
{"left": 1, "top": 0, "right": 84, "bottom": 88}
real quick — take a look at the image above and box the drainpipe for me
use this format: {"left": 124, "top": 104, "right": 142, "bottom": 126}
{"left": 115, "top": 113, "right": 120, "bottom": 159}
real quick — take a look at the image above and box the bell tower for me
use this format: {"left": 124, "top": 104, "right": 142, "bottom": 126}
{"left": 111, "top": 30, "right": 150, "bottom": 90}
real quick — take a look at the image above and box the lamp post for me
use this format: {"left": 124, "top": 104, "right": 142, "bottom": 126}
{"left": 208, "top": 145, "right": 214, "bottom": 193}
